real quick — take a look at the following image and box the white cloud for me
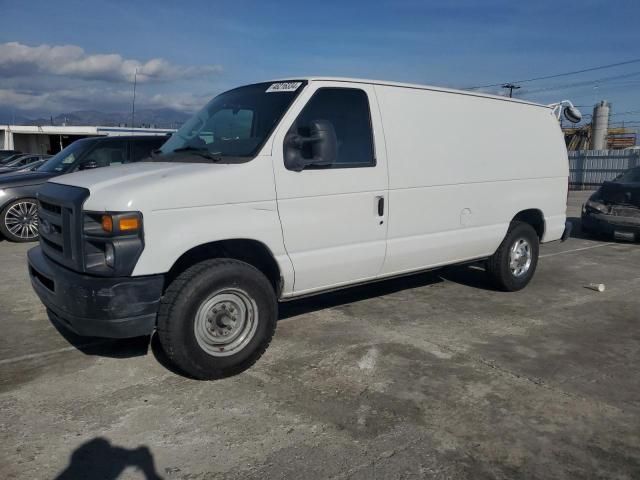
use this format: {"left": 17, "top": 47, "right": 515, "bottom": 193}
{"left": 0, "top": 41, "right": 222, "bottom": 83}
{"left": 0, "top": 86, "right": 212, "bottom": 114}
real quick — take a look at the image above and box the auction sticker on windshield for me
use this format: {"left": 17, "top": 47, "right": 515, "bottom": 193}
{"left": 266, "top": 82, "right": 302, "bottom": 93}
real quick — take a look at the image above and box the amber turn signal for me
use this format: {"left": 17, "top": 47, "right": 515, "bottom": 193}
{"left": 101, "top": 215, "right": 113, "bottom": 232}
{"left": 118, "top": 216, "right": 140, "bottom": 231}
{"left": 101, "top": 214, "right": 139, "bottom": 233}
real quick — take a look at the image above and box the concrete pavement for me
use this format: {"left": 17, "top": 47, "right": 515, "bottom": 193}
{"left": 1, "top": 191, "right": 639, "bottom": 479}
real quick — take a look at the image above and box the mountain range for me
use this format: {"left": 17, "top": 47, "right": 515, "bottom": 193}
{"left": 0, "top": 108, "right": 192, "bottom": 129}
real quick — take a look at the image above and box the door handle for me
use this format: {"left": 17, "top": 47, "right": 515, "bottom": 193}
{"left": 377, "top": 196, "right": 385, "bottom": 216}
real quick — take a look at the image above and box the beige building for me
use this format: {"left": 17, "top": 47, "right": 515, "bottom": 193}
{"left": 1, "top": 125, "right": 173, "bottom": 154}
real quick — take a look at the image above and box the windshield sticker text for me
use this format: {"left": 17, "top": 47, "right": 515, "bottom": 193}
{"left": 266, "top": 82, "right": 302, "bottom": 93}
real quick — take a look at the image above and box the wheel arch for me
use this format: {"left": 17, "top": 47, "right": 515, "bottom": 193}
{"left": 512, "top": 209, "right": 545, "bottom": 240}
{"left": 165, "top": 238, "right": 283, "bottom": 296}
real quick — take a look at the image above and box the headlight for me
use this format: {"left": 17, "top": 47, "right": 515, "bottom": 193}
{"left": 0, "top": 189, "right": 6, "bottom": 198}
{"left": 104, "top": 243, "right": 115, "bottom": 268}
{"left": 583, "top": 200, "right": 608, "bottom": 214}
{"left": 83, "top": 211, "right": 144, "bottom": 276}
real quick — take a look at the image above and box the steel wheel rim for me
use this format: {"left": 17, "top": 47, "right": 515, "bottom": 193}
{"left": 509, "top": 238, "right": 532, "bottom": 278}
{"left": 194, "top": 288, "right": 258, "bottom": 357}
{"left": 4, "top": 201, "right": 39, "bottom": 240}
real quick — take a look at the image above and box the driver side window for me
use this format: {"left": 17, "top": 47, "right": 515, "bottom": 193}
{"left": 286, "top": 88, "right": 375, "bottom": 170}
{"left": 77, "top": 140, "right": 128, "bottom": 170}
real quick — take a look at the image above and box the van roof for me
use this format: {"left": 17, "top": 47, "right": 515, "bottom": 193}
{"left": 269, "top": 77, "right": 549, "bottom": 109}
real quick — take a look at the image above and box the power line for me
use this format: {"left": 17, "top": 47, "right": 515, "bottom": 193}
{"left": 517, "top": 70, "right": 640, "bottom": 95}
{"left": 610, "top": 110, "right": 640, "bottom": 116}
{"left": 466, "top": 58, "right": 640, "bottom": 89}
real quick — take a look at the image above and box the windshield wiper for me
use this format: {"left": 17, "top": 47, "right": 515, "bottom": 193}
{"left": 172, "top": 146, "right": 223, "bottom": 162}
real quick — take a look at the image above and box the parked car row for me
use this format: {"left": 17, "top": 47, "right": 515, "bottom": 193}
{"left": 0, "top": 149, "right": 22, "bottom": 161}
{"left": 0, "top": 154, "right": 51, "bottom": 174}
{"left": 0, "top": 136, "right": 165, "bottom": 242}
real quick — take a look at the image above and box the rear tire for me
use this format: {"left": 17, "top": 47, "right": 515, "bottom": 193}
{"left": 157, "top": 258, "right": 277, "bottom": 380}
{"left": 486, "top": 221, "right": 539, "bottom": 292}
{"left": 0, "top": 198, "right": 39, "bottom": 242}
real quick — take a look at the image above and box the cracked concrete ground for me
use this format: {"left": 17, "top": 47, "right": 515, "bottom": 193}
{"left": 1, "top": 191, "right": 639, "bottom": 479}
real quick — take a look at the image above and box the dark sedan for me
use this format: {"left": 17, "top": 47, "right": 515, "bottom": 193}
{"left": 582, "top": 166, "right": 640, "bottom": 241}
{"left": 0, "top": 154, "right": 50, "bottom": 174}
{"left": 0, "top": 135, "right": 166, "bottom": 242}
{"left": 0, "top": 150, "right": 21, "bottom": 162}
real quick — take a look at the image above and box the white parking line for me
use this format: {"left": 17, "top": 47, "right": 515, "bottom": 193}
{"left": 540, "top": 242, "right": 615, "bottom": 258}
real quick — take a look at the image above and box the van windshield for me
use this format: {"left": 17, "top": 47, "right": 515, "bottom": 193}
{"left": 160, "top": 81, "right": 306, "bottom": 159}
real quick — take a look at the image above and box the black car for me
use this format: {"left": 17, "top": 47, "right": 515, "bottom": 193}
{"left": 0, "top": 153, "right": 26, "bottom": 165}
{"left": 0, "top": 150, "right": 21, "bottom": 162}
{"left": 582, "top": 166, "right": 640, "bottom": 241}
{"left": 0, "top": 154, "right": 51, "bottom": 175}
{"left": 0, "top": 135, "right": 166, "bottom": 242}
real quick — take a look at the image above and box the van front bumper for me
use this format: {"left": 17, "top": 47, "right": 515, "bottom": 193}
{"left": 27, "top": 246, "right": 163, "bottom": 338}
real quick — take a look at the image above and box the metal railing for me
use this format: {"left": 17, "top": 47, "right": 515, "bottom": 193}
{"left": 569, "top": 150, "right": 640, "bottom": 190}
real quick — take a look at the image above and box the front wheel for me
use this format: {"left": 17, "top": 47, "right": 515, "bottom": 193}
{"left": 157, "top": 259, "right": 277, "bottom": 380}
{"left": 0, "top": 198, "right": 39, "bottom": 242}
{"left": 486, "top": 221, "right": 539, "bottom": 291}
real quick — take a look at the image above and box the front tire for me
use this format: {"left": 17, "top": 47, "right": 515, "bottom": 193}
{"left": 486, "top": 221, "right": 539, "bottom": 292}
{"left": 0, "top": 198, "right": 39, "bottom": 242}
{"left": 157, "top": 259, "right": 277, "bottom": 380}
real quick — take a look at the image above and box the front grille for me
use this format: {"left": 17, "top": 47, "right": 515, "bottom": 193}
{"left": 611, "top": 206, "right": 640, "bottom": 218}
{"left": 40, "top": 200, "right": 62, "bottom": 215}
{"left": 37, "top": 183, "right": 90, "bottom": 272}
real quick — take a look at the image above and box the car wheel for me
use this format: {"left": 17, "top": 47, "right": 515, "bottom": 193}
{"left": 486, "top": 221, "right": 539, "bottom": 292}
{"left": 0, "top": 198, "right": 39, "bottom": 242}
{"left": 157, "top": 258, "right": 278, "bottom": 380}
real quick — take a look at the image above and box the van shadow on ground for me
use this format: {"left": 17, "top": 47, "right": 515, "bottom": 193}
{"left": 48, "top": 311, "right": 151, "bottom": 358}
{"left": 49, "top": 264, "right": 498, "bottom": 379}
{"left": 278, "top": 270, "right": 443, "bottom": 319}
{"left": 50, "top": 241, "right": 571, "bottom": 379}
{"left": 54, "top": 437, "right": 163, "bottom": 480}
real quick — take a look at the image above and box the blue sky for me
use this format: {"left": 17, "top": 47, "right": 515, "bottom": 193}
{"left": 1, "top": 0, "right": 639, "bottom": 126}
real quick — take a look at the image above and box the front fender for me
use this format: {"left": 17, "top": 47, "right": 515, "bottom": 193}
{"left": 131, "top": 200, "right": 295, "bottom": 295}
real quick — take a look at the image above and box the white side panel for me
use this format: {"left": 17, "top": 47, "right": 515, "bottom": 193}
{"left": 375, "top": 85, "right": 568, "bottom": 275}
{"left": 384, "top": 177, "right": 567, "bottom": 274}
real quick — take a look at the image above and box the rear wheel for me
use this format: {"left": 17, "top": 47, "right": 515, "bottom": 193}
{"left": 157, "top": 258, "right": 277, "bottom": 380}
{"left": 486, "top": 221, "right": 539, "bottom": 291}
{"left": 0, "top": 198, "right": 39, "bottom": 242}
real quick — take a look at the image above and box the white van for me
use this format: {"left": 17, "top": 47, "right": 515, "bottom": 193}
{"left": 28, "top": 78, "right": 576, "bottom": 379}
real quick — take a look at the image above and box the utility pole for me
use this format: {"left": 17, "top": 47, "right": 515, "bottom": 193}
{"left": 131, "top": 68, "right": 138, "bottom": 131}
{"left": 501, "top": 83, "right": 521, "bottom": 98}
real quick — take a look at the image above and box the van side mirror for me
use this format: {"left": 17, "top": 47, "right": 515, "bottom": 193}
{"left": 79, "top": 160, "right": 98, "bottom": 170}
{"left": 284, "top": 120, "right": 338, "bottom": 172}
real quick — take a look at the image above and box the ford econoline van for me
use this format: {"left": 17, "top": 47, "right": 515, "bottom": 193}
{"left": 28, "top": 78, "right": 575, "bottom": 379}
